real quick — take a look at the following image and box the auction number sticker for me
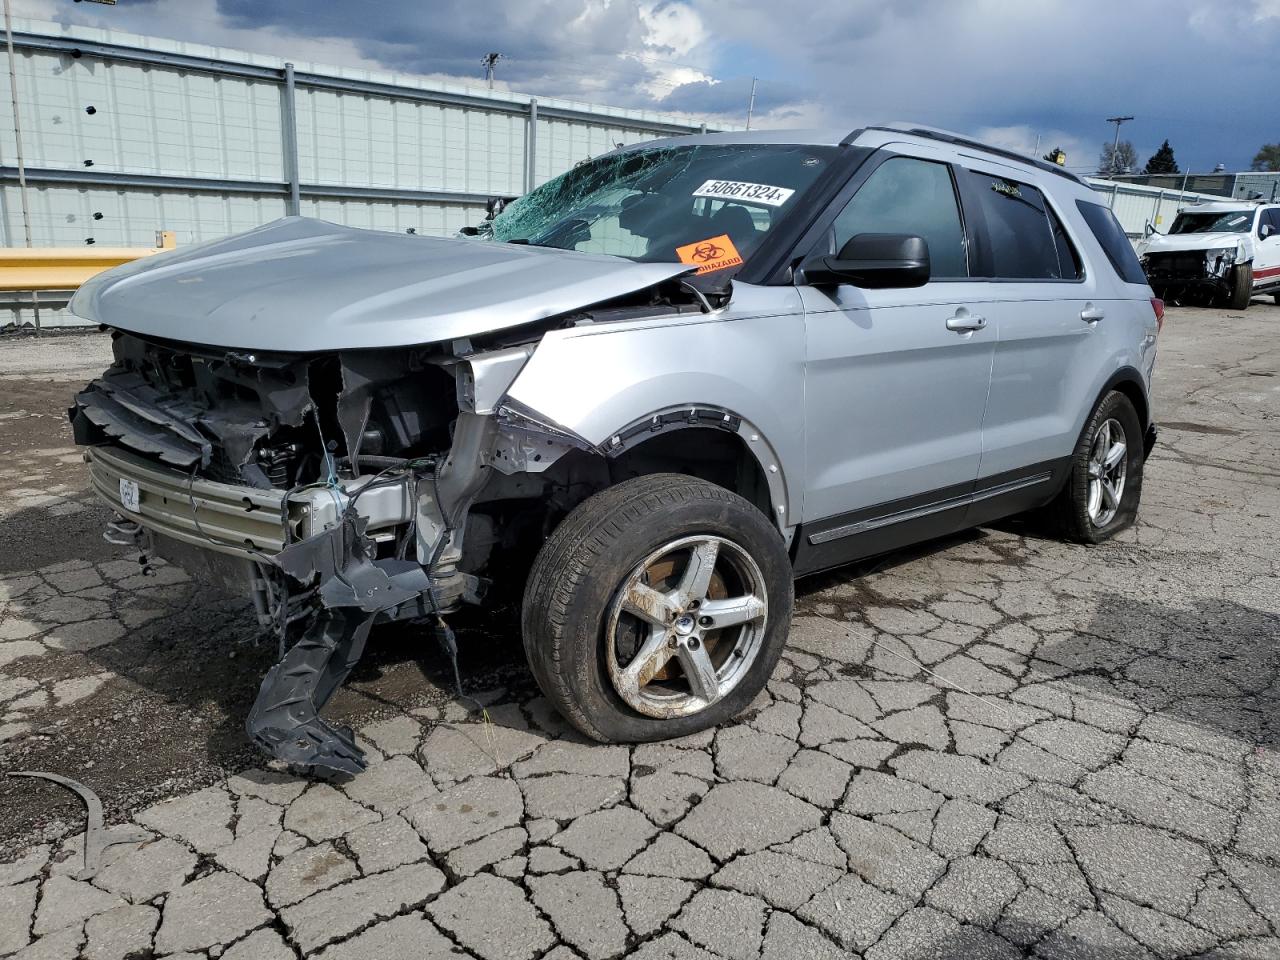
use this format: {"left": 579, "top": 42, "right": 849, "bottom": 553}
{"left": 118, "top": 477, "right": 141, "bottom": 514}
{"left": 676, "top": 233, "right": 744, "bottom": 274}
{"left": 693, "top": 179, "right": 795, "bottom": 207}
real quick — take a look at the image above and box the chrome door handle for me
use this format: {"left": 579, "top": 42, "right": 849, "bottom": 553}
{"left": 1080, "top": 305, "right": 1106, "bottom": 323}
{"left": 946, "top": 311, "right": 986, "bottom": 333}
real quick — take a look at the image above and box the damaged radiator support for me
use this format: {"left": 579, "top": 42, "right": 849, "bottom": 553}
{"left": 73, "top": 334, "right": 547, "bottom": 775}
{"left": 244, "top": 415, "right": 497, "bottom": 775}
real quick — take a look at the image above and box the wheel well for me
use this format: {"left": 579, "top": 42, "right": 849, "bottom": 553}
{"left": 1107, "top": 374, "right": 1149, "bottom": 430}
{"left": 607, "top": 428, "right": 775, "bottom": 521}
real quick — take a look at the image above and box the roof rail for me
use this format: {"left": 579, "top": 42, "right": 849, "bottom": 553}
{"left": 854, "top": 124, "right": 1086, "bottom": 184}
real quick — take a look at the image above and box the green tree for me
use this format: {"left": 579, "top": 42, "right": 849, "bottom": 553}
{"left": 1252, "top": 144, "right": 1280, "bottom": 172}
{"left": 1098, "top": 140, "right": 1137, "bottom": 176}
{"left": 1143, "top": 140, "right": 1179, "bottom": 174}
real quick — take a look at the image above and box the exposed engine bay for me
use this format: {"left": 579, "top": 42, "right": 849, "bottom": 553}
{"left": 69, "top": 273, "right": 734, "bottom": 773}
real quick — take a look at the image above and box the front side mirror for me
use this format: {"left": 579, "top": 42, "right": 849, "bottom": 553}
{"left": 1261, "top": 223, "right": 1274, "bottom": 240}
{"left": 800, "top": 233, "right": 930, "bottom": 289}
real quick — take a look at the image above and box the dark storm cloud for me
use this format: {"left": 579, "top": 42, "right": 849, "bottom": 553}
{"left": 682, "top": 0, "right": 1280, "bottom": 169}
{"left": 215, "top": 1, "right": 670, "bottom": 92}
{"left": 45, "top": 0, "right": 1280, "bottom": 169}
{"left": 660, "top": 75, "right": 807, "bottom": 118}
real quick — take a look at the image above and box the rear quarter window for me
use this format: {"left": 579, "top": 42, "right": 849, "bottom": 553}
{"left": 1076, "top": 200, "right": 1148, "bottom": 285}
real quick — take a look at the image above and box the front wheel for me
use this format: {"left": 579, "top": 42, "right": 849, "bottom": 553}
{"left": 1227, "top": 263, "right": 1253, "bottom": 310}
{"left": 521, "top": 474, "right": 793, "bottom": 742}
{"left": 1051, "top": 391, "right": 1145, "bottom": 544}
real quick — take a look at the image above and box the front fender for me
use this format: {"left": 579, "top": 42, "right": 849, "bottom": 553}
{"left": 504, "top": 304, "right": 807, "bottom": 531}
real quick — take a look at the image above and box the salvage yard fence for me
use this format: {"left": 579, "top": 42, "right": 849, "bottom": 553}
{"left": 1084, "top": 177, "right": 1223, "bottom": 240}
{"left": 0, "top": 19, "right": 1228, "bottom": 333}
{"left": 0, "top": 18, "right": 717, "bottom": 330}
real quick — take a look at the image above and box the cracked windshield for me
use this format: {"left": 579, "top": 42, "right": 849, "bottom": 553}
{"left": 482, "top": 143, "right": 838, "bottom": 273}
{"left": 1169, "top": 210, "right": 1255, "bottom": 234}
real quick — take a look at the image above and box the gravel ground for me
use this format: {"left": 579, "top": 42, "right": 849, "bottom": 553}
{"left": 0, "top": 300, "right": 1277, "bottom": 959}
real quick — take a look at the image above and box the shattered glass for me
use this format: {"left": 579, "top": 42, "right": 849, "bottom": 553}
{"left": 480, "top": 143, "right": 838, "bottom": 272}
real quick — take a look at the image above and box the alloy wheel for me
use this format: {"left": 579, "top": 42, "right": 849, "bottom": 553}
{"left": 1087, "top": 418, "right": 1127, "bottom": 527}
{"left": 605, "top": 535, "right": 768, "bottom": 719}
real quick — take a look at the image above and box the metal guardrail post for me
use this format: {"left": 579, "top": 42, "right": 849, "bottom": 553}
{"left": 526, "top": 98, "right": 538, "bottom": 194}
{"left": 281, "top": 63, "right": 302, "bottom": 217}
{"left": 4, "top": 0, "right": 38, "bottom": 334}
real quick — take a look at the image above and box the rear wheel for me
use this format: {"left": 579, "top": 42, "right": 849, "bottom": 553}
{"left": 1051, "top": 391, "right": 1144, "bottom": 544}
{"left": 1227, "top": 263, "right": 1253, "bottom": 310}
{"left": 521, "top": 474, "right": 793, "bottom": 742}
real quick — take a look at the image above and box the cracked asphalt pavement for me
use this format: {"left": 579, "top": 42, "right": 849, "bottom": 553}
{"left": 1, "top": 301, "right": 1278, "bottom": 959}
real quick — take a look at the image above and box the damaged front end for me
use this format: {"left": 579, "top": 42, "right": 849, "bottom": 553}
{"left": 71, "top": 330, "right": 576, "bottom": 774}
{"left": 1140, "top": 244, "right": 1246, "bottom": 302}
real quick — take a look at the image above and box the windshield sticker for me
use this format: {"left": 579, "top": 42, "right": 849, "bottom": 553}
{"left": 693, "top": 179, "right": 795, "bottom": 207}
{"left": 676, "top": 234, "right": 744, "bottom": 274}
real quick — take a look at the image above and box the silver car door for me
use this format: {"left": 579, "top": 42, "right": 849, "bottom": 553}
{"left": 796, "top": 153, "right": 996, "bottom": 568}
{"left": 953, "top": 163, "right": 1105, "bottom": 499}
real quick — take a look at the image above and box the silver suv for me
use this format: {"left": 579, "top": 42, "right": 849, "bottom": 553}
{"left": 69, "top": 123, "right": 1162, "bottom": 774}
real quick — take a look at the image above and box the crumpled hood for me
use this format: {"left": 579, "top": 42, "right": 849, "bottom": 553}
{"left": 70, "top": 217, "right": 694, "bottom": 352}
{"left": 1138, "top": 231, "right": 1251, "bottom": 256}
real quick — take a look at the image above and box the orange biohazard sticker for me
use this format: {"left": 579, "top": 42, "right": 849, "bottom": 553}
{"left": 675, "top": 234, "right": 743, "bottom": 275}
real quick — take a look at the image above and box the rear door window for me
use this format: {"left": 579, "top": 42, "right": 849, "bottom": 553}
{"left": 1076, "top": 200, "right": 1148, "bottom": 284}
{"left": 960, "top": 171, "right": 1066, "bottom": 280}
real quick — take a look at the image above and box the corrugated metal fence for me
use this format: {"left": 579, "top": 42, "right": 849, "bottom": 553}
{"left": 0, "top": 18, "right": 716, "bottom": 329}
{"left": 1086, "top": 177, "right": 1229, "bottom": 239}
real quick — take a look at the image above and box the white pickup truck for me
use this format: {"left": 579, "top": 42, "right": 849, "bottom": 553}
{"left": 1137, "top": 201, "right": 1280, "bottom": 309}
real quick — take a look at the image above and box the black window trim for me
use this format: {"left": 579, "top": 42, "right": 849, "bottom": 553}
{"left": 741, "top": 143, "right": 876, "bottom": 286}
{"left": 953, "top": 164, "right": 1088, "bottom": 286}
{"left": 779, "top": 147, "right": 978, "bottom": 285}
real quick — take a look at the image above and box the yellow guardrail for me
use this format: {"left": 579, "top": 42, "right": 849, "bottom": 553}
{"left": 0, "top": 231, "right": 176, "bottom": 291}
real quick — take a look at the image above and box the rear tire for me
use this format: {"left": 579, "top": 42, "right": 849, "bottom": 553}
{"left": 1273, "top": 293, "right": 1280, "bottom": 306}
{"left": 1228, "top": 263, "right": 1253, "bottom": 310}
{"left": 1051, "top": 391, "right": 1144, "bottom": 544}
{"left": 521, "top": 474, "right": 793, "bottom": 743}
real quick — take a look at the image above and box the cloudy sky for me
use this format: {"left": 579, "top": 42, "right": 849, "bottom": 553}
{"left": 14, "top": 0, "right": 1280, "bottom": 173}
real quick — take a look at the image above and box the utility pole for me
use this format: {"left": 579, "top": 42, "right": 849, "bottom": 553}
{"left": 481, "top": 52, "right": 503, "bottom": 90}
{"left": 1105, "top": 115, "right": 1133, "bottom": 174}
{"left": 744, "top": 77, "right": 758, "bottom": 130}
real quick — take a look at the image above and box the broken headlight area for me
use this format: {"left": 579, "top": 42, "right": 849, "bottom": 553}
{"left": 1141, "top": 243, "right": 1246, "bottom": 298}
{"left": 71, "top": 331, "right": 522, "bottom": 775}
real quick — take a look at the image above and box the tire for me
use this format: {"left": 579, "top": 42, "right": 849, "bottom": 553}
{"left": 521, "top": 473, "right": 793, "bottom": 742}
{"left": 1227, "top": 263, "right": 1253, "bottom": 310}
{"left": 1051, "top": 391, "right": 1145, "bottom": 544}
{"left": 1273, "top": 293, "right": 1280, "bottom": 306}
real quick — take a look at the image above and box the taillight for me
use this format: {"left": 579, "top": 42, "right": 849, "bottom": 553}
{"left": 1150, "top": 297, "right": 1164, "bottom": 334}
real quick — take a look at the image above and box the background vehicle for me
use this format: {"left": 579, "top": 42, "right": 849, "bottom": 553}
{"left": 67, "top": 124, "right": 1161, "bottom": 773}
{"left": 1137, "top": 201, "right": 1280, "bottom": 308}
